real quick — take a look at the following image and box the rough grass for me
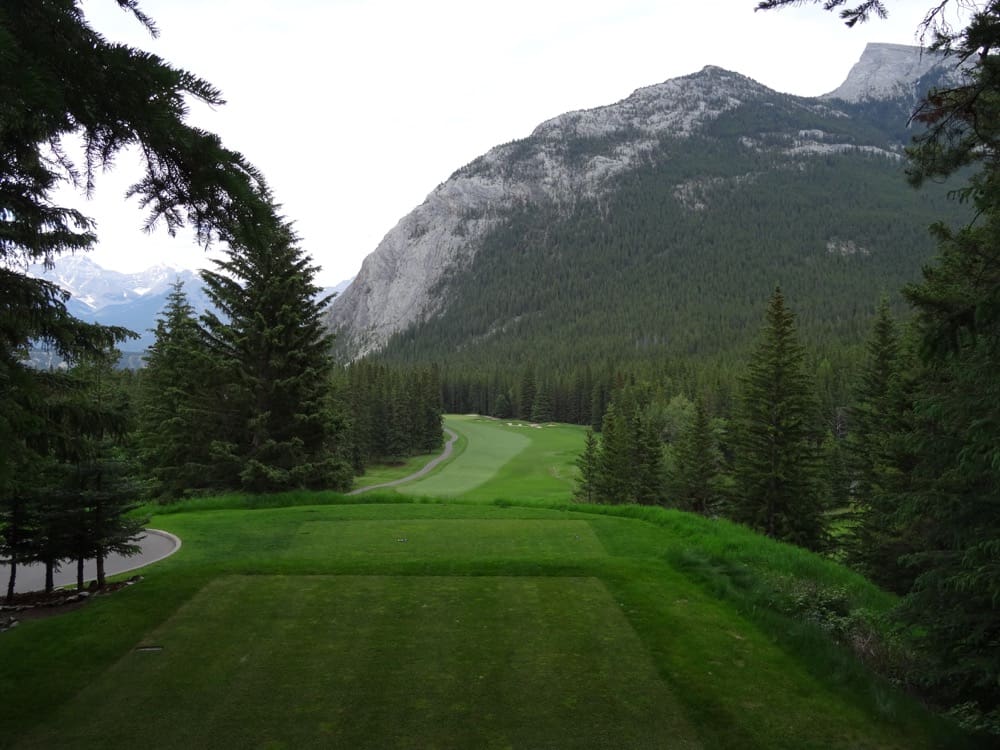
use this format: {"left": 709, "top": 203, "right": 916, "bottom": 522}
{"left": 351, "top": 449, "right": 444, "bottom": 489}
{"left": 0, "top": 498, "right": 978, "bottom": 749}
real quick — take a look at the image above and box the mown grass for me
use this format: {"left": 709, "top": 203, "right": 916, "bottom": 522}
{"left": 398, "top": 415, "right": 585, "bottom": 501}
{"left": 13, "top": 575, "right": 699, "bottom": 750}
{"left": 0, "top": 496, "right": 980, "bottom": 749}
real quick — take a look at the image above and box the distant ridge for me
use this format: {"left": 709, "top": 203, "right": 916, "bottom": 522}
{"left": 822, "top": 42, "right": 951, "bottom": 102}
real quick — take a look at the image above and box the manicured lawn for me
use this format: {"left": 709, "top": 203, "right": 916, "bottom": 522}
{"left": 13, "top": 575, "right": 699, "bottom": 750}
{"left": 0, "top": 499, "right": 969, "bottom": 749}
{"left": 399, "top": 415, "right": 585, "bottom": 501}
{"left": 285, "top": 518, "right": 607, "bottom": 561}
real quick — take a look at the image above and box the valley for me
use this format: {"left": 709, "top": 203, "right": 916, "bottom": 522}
{"left": 4, "top": 2, "right": 999, "bottom": 745}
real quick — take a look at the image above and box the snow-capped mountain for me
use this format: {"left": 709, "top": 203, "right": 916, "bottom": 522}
{"left": 29, "top": 256, "right": 353, "bottom": 356}
{"left": 29, "top": 256, "right": 208, "bottom": 350}
{"left": 29, "top": 255, "right": 197, "bottom": 312}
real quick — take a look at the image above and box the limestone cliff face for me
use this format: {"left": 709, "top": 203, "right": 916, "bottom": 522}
{"left": 326, "top": 47, "right": 951, "bottom": 358}
{"left": 326, "top": 67, "right": 781, "bottom": 357}
{"left": 822, "top": 42, "right": 951, "bottom": 102}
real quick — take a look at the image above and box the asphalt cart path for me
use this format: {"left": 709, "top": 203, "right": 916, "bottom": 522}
{"left": 348, "top": 427, "right": 459, "bottom": 495}
{"left": 1, "top": 529, "right": 181, "bottom": 595}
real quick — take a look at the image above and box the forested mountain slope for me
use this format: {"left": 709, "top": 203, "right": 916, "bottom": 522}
{"left": 328, "top": 44, "right": 966, "bottom": 369}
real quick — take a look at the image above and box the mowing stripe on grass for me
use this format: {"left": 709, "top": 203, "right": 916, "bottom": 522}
{"left": 15, "top": 575, "right": 701, "bottom": 750}
{"left": 398, "top": 416, "right": 530, "bottom": 497}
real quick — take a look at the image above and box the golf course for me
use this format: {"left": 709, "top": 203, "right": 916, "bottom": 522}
{"left": 0, "top": 416, "right": 974, "bottom": 748}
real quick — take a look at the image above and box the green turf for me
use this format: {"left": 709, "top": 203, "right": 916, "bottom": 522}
{"left": 0, "top": 412, "right": 981, "bottom": 750}
{"left": 398, "top": 415, "right": 585, "bottom": 501}
{"left": 0, "top": 500, "right": 973, "bottom": 749}
{"left": 351, "top": 449, "right": 444, "bottom": 489}
{"left": 285, "top": 518, "right": 607, "bottom": 561}
{"left": 13, "top": 575, "right": 700, "bottom": 750}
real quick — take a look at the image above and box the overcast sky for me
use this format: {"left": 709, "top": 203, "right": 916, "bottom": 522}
{"left": 64, "top": 0, "right": 955, "bottom": 286}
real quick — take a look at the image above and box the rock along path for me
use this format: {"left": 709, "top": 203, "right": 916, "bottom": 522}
{"left": 348, "top": 427, "right": 459, "bottom": 495}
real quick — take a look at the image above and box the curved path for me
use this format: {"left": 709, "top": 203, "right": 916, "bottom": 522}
{"left": 348, "top": 427, "right": 459, "bottom": 495}
{"left": 1, "top": 529, "right": 181, "bottom": 595}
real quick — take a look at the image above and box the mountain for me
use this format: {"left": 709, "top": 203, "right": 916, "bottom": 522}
{"left": 29, "top": 256, "right": 210, "bottom": 351}
{"left": 326, "top": 43, "right": 965, "bottom": 370}
{"left": 822, "top": 42, "right": 950, "bottom": 102}
{"left": 28, "top": 258, "right": 353, "bottom": 361}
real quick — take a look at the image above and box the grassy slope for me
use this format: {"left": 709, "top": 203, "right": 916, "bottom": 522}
{"left": 0, "top": 417, "right": 978, "bottom": 748}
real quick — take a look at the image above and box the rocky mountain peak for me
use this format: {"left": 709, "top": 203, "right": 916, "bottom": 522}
{"left": 823, "top": 42, "right": 949, "bottom": 102}
{"left": 326, "top": 50, "right": 948, "bottom": 360}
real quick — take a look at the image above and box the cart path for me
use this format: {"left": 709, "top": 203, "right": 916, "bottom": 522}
{"left": 348, "top": 427, "right": 459, "bottom": 495}
{"left": 1, "top": 529, "right": 181, "bottom": 595}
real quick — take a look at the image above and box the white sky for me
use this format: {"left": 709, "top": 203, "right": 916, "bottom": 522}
{"left": 62, "top": 0, "right": 956, "bottom": 286}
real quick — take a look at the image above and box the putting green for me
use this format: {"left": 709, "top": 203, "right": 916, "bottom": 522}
{"left": 286, "top": 519, "right": 607, "bottom": 560}
{"left": 16, "top": 575, "right": 700, "bottom": 749}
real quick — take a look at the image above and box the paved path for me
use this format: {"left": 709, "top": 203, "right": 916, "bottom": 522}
{"left": 1, "top": 529, "right": 181, "bottom": 595}
{"left": 348, "top": 427, "right": 459, "bottom": 495}
{"left": 4, "top": 428, "right": 460, "bottom": 591}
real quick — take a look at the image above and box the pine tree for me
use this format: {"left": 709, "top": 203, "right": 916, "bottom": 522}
{"left": 631, "top": 410, "right": 665, "bottom": 505}
{"left": 200, "top": 217, "right": 352, "bottom": 492}
{"left": 531, "top": 381, "right": 554, "bottom": 422}
{"left": 518, "top": 367, "right": 536, "bottom": 420}
{"left": 671, "top": 397, "right": 723, "bottom": 515}
{"left": 896, "top": 217, "right": 1000, "bottom": 713}
{"left": 733, "top": 288, "right": 826, "bottom": 550}
{"left": 49, "top": 356, "right": 146, "bottom": 589}
{"left": 137, "top": 281, "right": 213, "bottom": 498}
{"left": 757, "top": 2, "right": 1000, "bottom": 722}
{"left": 573, "top": 430, "right": 601, "bottom": 503}
{"left": 595, "top": 402, "right": 633, "bottom": 503}
{"left": 844, "top": 299, "right": 920, "bottom": 590}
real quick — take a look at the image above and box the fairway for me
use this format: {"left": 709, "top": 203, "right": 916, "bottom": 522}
{"left": 15, "top": 575, "right": 699, "bottom": 750}
{"left": 398, "top": 415, "right": 585, "bottom": 501}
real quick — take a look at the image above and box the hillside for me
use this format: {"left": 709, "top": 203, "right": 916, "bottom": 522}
{"left": 327, "top": 44, "right": 966, "bottom": 370}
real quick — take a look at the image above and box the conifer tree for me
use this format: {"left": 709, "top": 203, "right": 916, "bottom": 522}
{"left": 200, "top": 216, "right": 352, "bottom": 492}
{"left": 896, "top": 217, "right": 1000, "bottom": 712}
{"left": 49, "top": 355, "right": 146, "bottom": 589}
{"left": 574, "top": 430, "right": 601, "bottom": 503}
{"left": 733, "top": 288, "right": 826, "bottom": 550}
{"left": 518, "top": 367, "right": 536, "bottom": 420}
{"left": 595, "top": 402, "right": 633, "bottom": 503}
{"left": 631, "top": 408, "right": 666, "bottom": 505}
{"left": 844, "top": 299, "right": 921, "bottom": 590}
{"left": 531, "top": 381, "right": 554, "bottom": 422}
{"left": 1, "top": 1, "right": 279, "bottom": 587}
{"left": 137, "top": 281, "right": 212, "bottom": 497}
{"left": 671, "top": 397, "right": 723, "bottom": 515}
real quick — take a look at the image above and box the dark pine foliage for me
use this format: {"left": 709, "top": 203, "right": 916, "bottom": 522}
{"left": 199, "top": 218, "right": 352, "bottom": 493}
{"left": 732, "top": 288, "right": 826, "bottom": 551}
